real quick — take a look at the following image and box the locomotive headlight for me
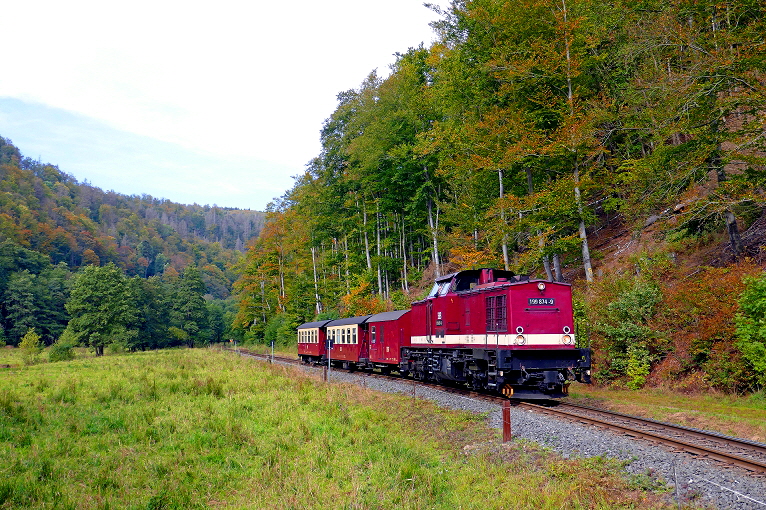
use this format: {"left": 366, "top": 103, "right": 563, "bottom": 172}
{"left": 515, "top": 335, "right": 526, "bottom": 345}
{"left": 537, "top": 282, "right": 546, "bottom": 291}
{"left": 563, "top": 326, "right": 571, "bottom": 334}
{"left": 562, "top": 334, "right": 573, "bottom": 345}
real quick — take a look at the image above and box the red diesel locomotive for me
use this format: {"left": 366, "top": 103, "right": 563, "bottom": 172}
{"left": 298, "top": 268, "right": 591, "bottom": 398}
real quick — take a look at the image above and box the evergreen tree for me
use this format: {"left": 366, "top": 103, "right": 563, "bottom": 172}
{"left": 169, "top": 266, "right": 209, "bottom": 347}
{"left": 4, "top": 270, "right": 38, "bottom": 345}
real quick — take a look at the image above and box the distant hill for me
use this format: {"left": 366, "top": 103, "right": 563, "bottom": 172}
{"left": 0, "top": 135, "right": 263, "bottom": 292}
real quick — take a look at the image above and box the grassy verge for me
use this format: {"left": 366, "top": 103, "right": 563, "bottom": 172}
{"left": 0, "top": 349, "right": 670, "bottom": 509}
{"left": 569, "top": 383, "right": 766, "bottom": 442}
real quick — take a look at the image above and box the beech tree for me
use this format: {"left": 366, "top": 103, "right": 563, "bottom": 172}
{"left": 65, "top": 263, "right": 138, "bottom": 356}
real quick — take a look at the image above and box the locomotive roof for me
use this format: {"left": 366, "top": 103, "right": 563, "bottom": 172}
{"left": 326, "top": 315, "right": 372, "bottom": 327}
{"left": 297, "top": 319, "right": 334, "bottom": 329}
{"left": 434, "top": 268, "right": 520, "bottom": 283}
{"left": 367, "top": 310, "right": 409, "bottom": 323}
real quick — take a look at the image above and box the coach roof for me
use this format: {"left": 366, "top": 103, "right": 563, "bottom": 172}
{"left": 326, "top": 315, "right": 372, "bottom": 327}
{"left": 297, "top": 319, "right": 334, "bottom": 329}
{"left": 367, "top": 310, "right": 409, "bottom": 323}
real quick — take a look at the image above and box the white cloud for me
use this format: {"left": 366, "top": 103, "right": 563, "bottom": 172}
{"left": 0, "top": 0, "right": 448, "bottom": 198}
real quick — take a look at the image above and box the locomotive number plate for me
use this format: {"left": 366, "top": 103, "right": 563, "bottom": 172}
{"left": 528, "top": 298, "right": 555, "bottom": 306}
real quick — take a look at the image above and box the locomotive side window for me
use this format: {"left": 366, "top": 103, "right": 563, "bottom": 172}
{"left": 486, "top": 295, "right": 508, "bottom": 332}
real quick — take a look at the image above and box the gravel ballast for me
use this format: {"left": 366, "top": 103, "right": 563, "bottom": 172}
{"left": 261, "top": 355, "right": 766, "bottom": 509}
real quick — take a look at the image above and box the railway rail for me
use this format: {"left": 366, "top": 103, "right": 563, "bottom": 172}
{"left": 230, "top": 347, "right": 766, "bottom": 476}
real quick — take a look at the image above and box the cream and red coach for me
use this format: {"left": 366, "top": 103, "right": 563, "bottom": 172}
{"left": 297, "top": 319, "right": 332, "bottom": 364}
{"left": 325, "top": 316, "right": 371, "bottom": 370}
{"left": 402, "top": 269, "right": 590, "bottom": 398}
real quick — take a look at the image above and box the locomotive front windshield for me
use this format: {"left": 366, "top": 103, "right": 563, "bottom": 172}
{"left": 428, "top": 281, "right": 452, "bottom": 298}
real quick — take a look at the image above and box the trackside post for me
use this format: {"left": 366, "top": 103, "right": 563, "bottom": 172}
{"left": 502, "top": 400, "right": 512, "bottom": 442}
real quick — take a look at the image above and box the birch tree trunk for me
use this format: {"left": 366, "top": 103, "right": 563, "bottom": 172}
{"left": 543, "top": 256, "right": 554, "bottom": 281}
{"left": 363, "top": 198, "right": 372, "bottom": 271}
{"left": 400, "top": 215, "right": 409, "bottom": 292}
{"left": 574, "top": 163, "right": 594, "bottom": 282}
{"left": 715, "top": 150, "right": 744, "bottom": 259}
{"left": 527, "top": 167, "right": 552, "bottom": 279}
{"left": 376, "top": 206, "right": 383, "bottom": 295}
{"left": 311, "top": 246, "right": 322, "bottom": 315}
{"left": 427, "top": 196, "right": 441, "bottom": 277}
{"left": 424, "top": 165, "right": 441, "bottom": 277}
{"left": 553, "top": 253, "right": 562, "bottom": 282}
{"left": 562, "top": 0, "right": 594, "bottom": 282}
{"left": 499, "top": 169, "right": 510, "bottom": 271}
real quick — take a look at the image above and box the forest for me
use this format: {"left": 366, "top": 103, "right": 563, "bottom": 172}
{"left": 233, "top": 0, "right": 766, "bottom": 392}
{"left": 0, "top": 136, "right": 263, "bottom": 350}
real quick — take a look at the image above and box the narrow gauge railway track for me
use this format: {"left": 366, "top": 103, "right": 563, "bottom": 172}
{"left": 229, "top": 348, "right": 766, "bottom": 475}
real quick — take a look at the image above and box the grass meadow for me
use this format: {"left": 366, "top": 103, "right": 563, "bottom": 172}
{"left": 0, "top": 348, "right": 669, "bottom": 509}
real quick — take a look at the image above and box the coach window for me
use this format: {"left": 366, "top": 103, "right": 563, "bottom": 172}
{"left": 379, "top": 324, "right": 384, "bottom": 344}
{"left": 371, "top": 326, "right": 376, "bottom": 343}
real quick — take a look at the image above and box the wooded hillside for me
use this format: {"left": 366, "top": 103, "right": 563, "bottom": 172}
{"left": 0, "top": 136, "right": 263, "bottom": 347}
{"left": 233, "top": 0, "right": 766, "bottom": 392}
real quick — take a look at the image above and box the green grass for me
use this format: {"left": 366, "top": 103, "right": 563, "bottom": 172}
{"left": 0, "top": 348, "right": 669, "bottom": 508}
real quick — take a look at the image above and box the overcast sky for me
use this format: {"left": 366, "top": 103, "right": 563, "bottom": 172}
{"left": 0, "top": 0, "right": 448, "bottom": 210}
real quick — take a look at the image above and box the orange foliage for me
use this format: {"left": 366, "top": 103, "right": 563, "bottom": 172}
{"left": 340, "top": 281, "right": 386, "bottom": 317}
{"left": 648, "top": 260, "right": 762, "bottom": 390}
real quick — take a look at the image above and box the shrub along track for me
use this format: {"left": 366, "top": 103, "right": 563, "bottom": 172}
{"left": 231, "top": 347, "right": 766, "bottom": 477}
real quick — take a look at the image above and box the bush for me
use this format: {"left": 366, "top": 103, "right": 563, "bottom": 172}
{"left": 19, "top": 329, "right": 42, "bottom": 365}
{"left": 48, "top": 341, "right": 75, "bottom": 363}
{"left": 626, "top": 344, "right": 650, "bottom": 390}
{"left": 735, "top": 272, "right": 766, "bottom": 388}
{"left": 593, "top": 277, "right": 662, "bottom": 383}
